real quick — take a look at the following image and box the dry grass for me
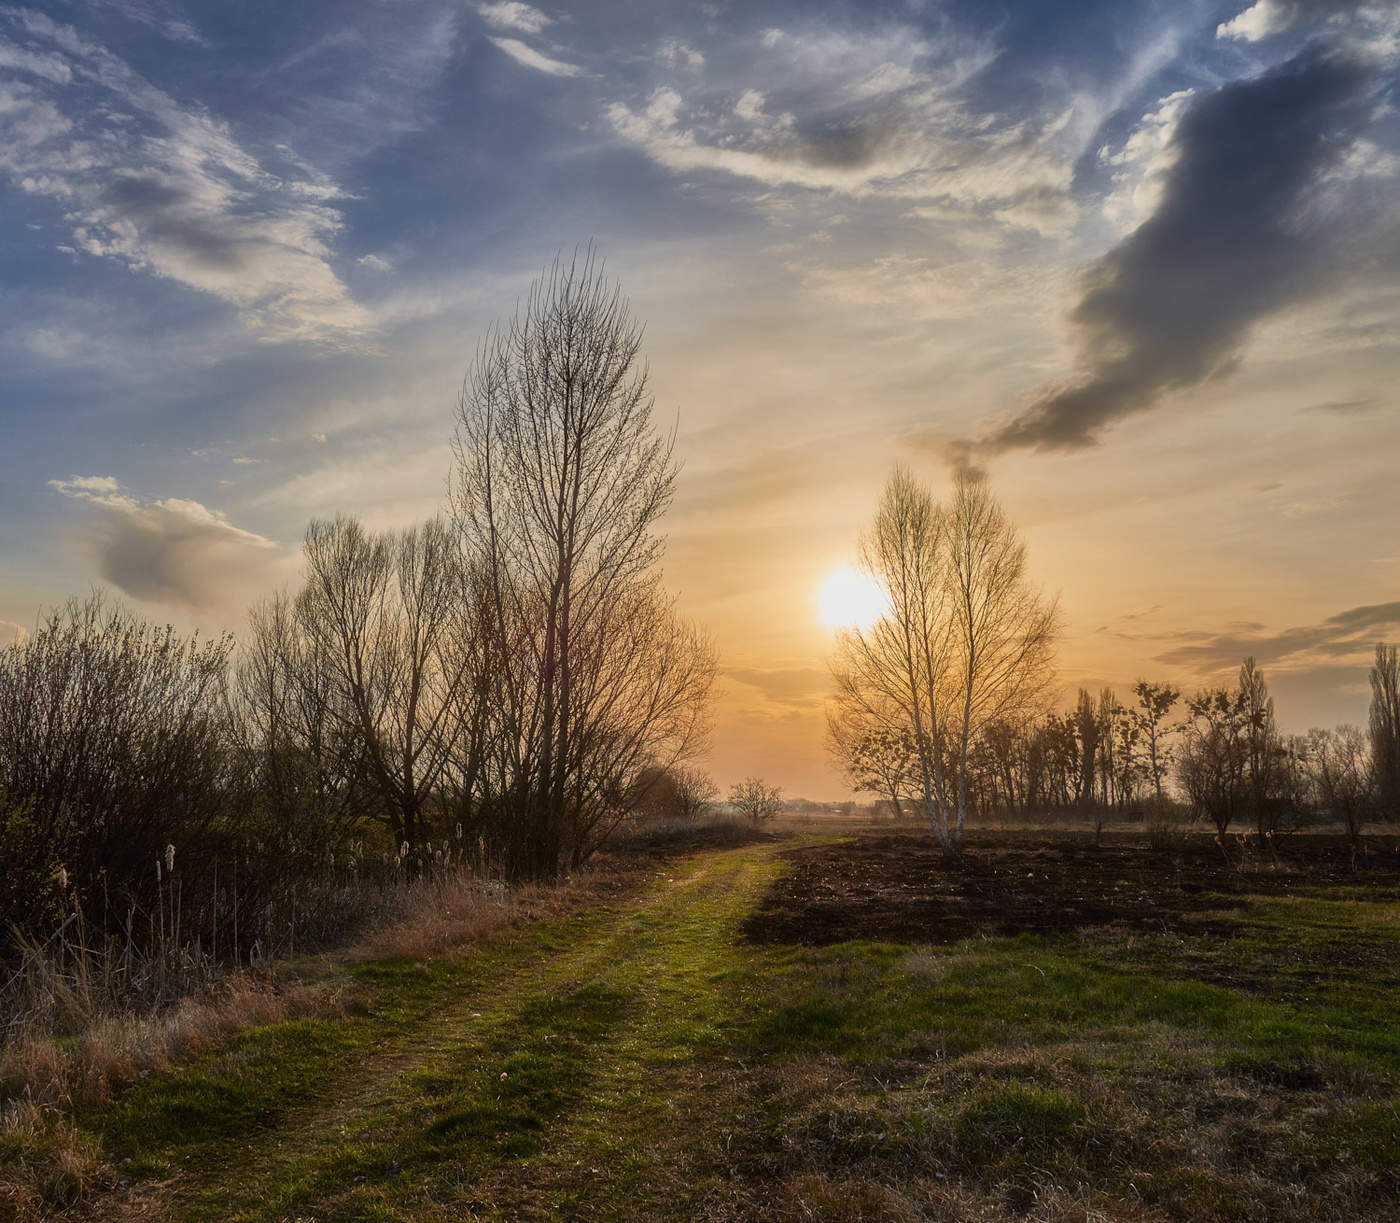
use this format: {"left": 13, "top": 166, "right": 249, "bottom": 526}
{"left": 0, "top": 975, "right": 339, "bottom": 1111}
{"left": 0, "top": 850, "right": 671, "bottom": 1220}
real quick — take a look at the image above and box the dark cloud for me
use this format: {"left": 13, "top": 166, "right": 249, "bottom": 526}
{"left": 50, "top": 479, "right": 287, "bottom": 617}
{"left": 982, "top": 41, "right": 1375, "bottom": 454}
{"left": 1304, "top": 397, "right": 1380, "bottom": 414}
{"left": 1153, "top": 600, "right": 1400, "bottom": 673}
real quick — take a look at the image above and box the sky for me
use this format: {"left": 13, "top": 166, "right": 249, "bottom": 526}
{"left": 1, "top": 0, "right": 1398, "bottom": 798}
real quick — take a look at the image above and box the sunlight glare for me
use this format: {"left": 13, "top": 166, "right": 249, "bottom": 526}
{"left": 818, "top": 566, "right": 890, "bottom": 631}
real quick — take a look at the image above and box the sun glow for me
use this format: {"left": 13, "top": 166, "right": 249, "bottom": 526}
{"left": 818, "top": 566, "right": 890, "bottom": 631}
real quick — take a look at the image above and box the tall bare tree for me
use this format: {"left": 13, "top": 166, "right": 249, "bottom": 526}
{"left": 1074, "top": 688, "right": 1100, "bottom": 808}
{"left": 452, "top": 250, "right": 713, "bottom": 877}
{"left": 1371, "top": 643, "right": 1400, "bottom": 821}
{"left": 832, "top": 466, "right": 1057, "bottom": 854}
{"left": 1238, "top": 657, "right": 1283, "bottom": 842}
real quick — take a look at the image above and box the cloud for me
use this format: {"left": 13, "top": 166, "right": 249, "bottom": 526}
{"left": 94, "top": 0, "right": 209, "bottom": 46}
{"left": 49, "top": 475, "right": 287, "bottom": 615}
{"left": 725, "top": 665, "right": 831, "bottom": 711}
{"left": 1304, "top": 397, "right": 1379, "bottom": 414}
{"left": 605, "top": 22, "right": 1076, "bottom": 232}
{"left": 0, "top": 38, "right": 72, "bottom": 82}
{"left": 1153, "top": 600, "right": 1400, "bottom": 673}
{"left": 49, "top": 474, "right": 124, "bottom": 499}
{"left": 1099, "top": 89, "right": 1194, "bottom": 232}
{"left": 1217, "top": 0, "right": 1361, "bottom": 42}
{"left": 978, "top": 40, "right": 1379, "bottom": 454}
{"left": 488, "top": 36, "right": 580, "bottom": 77}
{"left": 0, "top": 620, "right": 27, "bottom": 648}
{"left": 477, "top": 2, "right": 551, "bottom": 35}
{"left": 658, "top": 38, "right": 704, "bottom": 70}
{"left": 0, "top": 10, "right": 368, "bottom": 342}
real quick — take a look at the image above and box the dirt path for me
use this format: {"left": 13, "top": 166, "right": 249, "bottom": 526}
{"left": 89, "top": 841, "right": 786, "bottom": 1223}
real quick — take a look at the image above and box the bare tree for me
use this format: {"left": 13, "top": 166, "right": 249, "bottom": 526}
{"left": 633, "top": 764, "right": 718, "bottom": 824}
{"left": 1074, "top": 688, "right": 1100, "bottom": 808}
{"left": 826, "top": 696, "right": 919, "bottom": 819}
{"left": 832, "top": 466, "right": 1057, "bottom": 854}
{"left": 1238, "top": 658, "right": 1285, "bottom": 843}
{"left": 294, "top": 515, "right": 469, "bottom": 848}
{"left": 1179, "top": 686, "right": 1250, "bottom": 837}
{"left": 1371, "top": 643, "right": 1400, "bottom": 821}
{"left": 237, "top": 589, "right": 372, "bottom": 850}
{"left": 451, "top": 250, "right": 714, "bottom": 877}
{"left": 1131, "top": 680, "right": 1180, "bottom": 803}
{"left": 1304, "top": 726, "right": 1372, "bottom": 846}
{"left": 729, "top": 777, "right": 782, "bottom": 824}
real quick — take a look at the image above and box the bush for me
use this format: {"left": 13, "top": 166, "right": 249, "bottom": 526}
{"left": 0, "top": 595, "right": 232, "bottom": 940}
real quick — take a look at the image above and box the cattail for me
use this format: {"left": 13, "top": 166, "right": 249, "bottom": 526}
{"left": 165, "top": 844, "right": 176, "bottom": 874}
{"left": 57, "top": 866, "right": 68, "bottom": 891}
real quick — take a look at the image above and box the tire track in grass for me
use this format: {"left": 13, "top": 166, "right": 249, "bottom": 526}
{"left": 473, "top": 848, "right": 787, "bottom": 1221}
{"left": 100, "top": 843, "right": 785, "bottom": 1222}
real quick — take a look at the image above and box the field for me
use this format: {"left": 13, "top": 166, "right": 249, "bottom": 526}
{"left": 8, "top": 822, "right": 1400, "bottom": 1222}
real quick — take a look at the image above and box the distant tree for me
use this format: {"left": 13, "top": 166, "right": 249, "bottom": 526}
{"left": 826, "top": 702, "right": 919, "bottom": 820}
{"left": 1131, "top": 681, "right": 1180, "bottom": 802}
{"left": 1095, "top": 688, "right": 1124, "bottom": 809}
{"left": 293, "top": 515, "right": 467, "bottom": 849}
{"left": 672, "top": 766, "right": 719, "bottom": 822}
{"left": 729, "top": 777, "right": 782, "bottom": 824}
{"left": 1074, "top": 688, "right": 1100, "bottom": 808}
{"left": 1178, "top": 686, "right": 1250, "bottom": 837}
{"left": 1371, "top": 644, "right": 1400, "bottom": 821}
{"left": 831, "top": 467, "right": 1057, "bottom": 855}
{"left": 633, "top": 764, "right": 718, "bottom": 823}
{"left": 1304, "top": 726, "right": 1372, "bottom": 846}
{"left": 1238, "top": 658, "right": 1287, "bottom": 842}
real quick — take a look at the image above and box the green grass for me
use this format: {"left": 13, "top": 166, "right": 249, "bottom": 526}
{"left": 24, "top": 836, "right": 1400, "bottom": 1222}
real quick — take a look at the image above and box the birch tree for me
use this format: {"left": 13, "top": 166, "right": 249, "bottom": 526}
{"left": 831, "top": 466, "right": 1057, "bottom": 854}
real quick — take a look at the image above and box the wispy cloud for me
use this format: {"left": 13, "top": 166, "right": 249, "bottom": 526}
{"left": 1153, "top": 600, "right": 1400, "bottom": 673}
{"left": 488, "top": 35, "right": 580, "bottom": 77}
{"left": 477, "top": 2, "right": 551, "bottom": 36}
{"left": 605, "top": 22, "right": 1076, "bottom": 233}
{"left": 1304, "top": 397, "right": 1379, "bottom": 414}
{"left": 94, "top": 0, "right": 209, "bottom": 47}
{"left": 0, "top": 9, "right": 369, "bottom": 342}
{"left": 724, "top": 665, "right": 831, "bottom": 712}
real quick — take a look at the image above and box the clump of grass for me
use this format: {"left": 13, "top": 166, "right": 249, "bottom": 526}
{"left": 0, "top": 1098, "right": 110, "bottom": 1216}
{"left": 0, "top": 975, "right": 339, "bottom": 1110}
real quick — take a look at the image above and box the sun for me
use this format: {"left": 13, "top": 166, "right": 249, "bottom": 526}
{"left": 818, "top": 566, "right": 890, "bottom": 631}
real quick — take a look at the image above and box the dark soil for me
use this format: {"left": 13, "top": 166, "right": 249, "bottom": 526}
{"left": 742, "top": 831, "right": 1400, "bottom": 947}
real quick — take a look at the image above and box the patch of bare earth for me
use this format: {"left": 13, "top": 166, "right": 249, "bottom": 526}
{"left": 742, "top": 831, "right": 1400, "bottom": 947}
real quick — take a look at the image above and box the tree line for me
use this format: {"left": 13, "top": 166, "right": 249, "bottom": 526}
{"left": 828, "top": 468, "right": 1400, "bottom": 852}
{"left": 0, "top": 254, "right": 716, "bottom": 951}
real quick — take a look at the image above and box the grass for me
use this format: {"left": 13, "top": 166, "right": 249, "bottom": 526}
{"left": 6, "top": 831, "right": 1400, "bottom": 1221}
